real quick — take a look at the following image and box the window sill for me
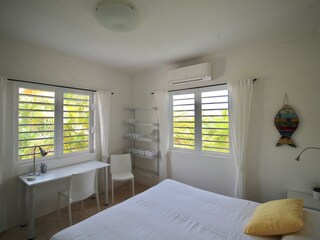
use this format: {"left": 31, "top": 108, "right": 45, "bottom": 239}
{"left": 168, "top": 149, "right": 231, "bottom": 160}
{"left": 16, "top": 152, "right": 97, "bottom": 175}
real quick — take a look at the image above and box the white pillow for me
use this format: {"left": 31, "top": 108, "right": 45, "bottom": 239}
{"left": 281, "top": 208, "right": 320, "bottom": 240}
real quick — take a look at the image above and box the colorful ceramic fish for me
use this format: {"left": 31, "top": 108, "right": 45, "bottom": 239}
{"left": 274, "top": 104, "right": 299, "bottom": 148}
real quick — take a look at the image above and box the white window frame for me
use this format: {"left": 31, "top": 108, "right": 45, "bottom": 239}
{"left": 169, "top": 85, "right": 230, "bottom": 158}
{"left": 14, "top": 82, "right": 94, "bottom": 164}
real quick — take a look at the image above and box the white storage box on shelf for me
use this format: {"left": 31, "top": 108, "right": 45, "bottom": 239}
{"left": 126, "top": 133, "right": 144, "bottom": 139}
{"left": 137, "top": 149, "right": 145, "bottom": 156}
{"left": 126, "top": 118, "right": 136, "bottom": 124}
{"left": 123, "top": 107, "right": 160, "bottom": 177}
{"left": 133, "top": 133, "right": 144, "bottom": 139}
{"left": 145, "top": 150, "right": 158, "bottom": 157}
{"left": 137, "top": 137, "right": 153, "bottom": 142}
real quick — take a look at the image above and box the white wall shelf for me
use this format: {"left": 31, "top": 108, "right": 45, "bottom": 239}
{"left": 287, "top": 190, "right": 320, "bottom": 211}
{"left": 124, "top": 122, "right": 159, "bottom": 127}
{"left": 124, "top": 107, "right": 157, "bottom": 111}
{"left": 133, "top": 167, "right": 159, "bottom": 177}
{"left": 125, "top": 137, "right": 158, "bottom": 143}
{"left": 123, "top": 107, "right": 160, "bottom": 177}
{"left": 132, "top": 154, "right": 158, "bottom": 160}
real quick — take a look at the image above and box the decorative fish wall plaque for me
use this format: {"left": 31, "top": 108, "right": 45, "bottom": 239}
{"left": 274, "top": 94, "right": 299, "bottom": 148}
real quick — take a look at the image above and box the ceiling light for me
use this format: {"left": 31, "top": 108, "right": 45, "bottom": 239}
{"left": 95, "top": 0, "right": 141, "bottom": 32}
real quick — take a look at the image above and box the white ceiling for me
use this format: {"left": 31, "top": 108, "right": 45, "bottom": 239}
{"left": 0, "top": 0, "right": 320, "bottom": 73}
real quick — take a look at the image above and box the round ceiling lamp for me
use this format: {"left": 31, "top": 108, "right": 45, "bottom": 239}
{"left": 95, "top": 0, "right": 141, "bottom": 32}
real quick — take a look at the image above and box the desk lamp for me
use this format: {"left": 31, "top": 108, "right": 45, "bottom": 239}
{"left": 27, "top": 146, "right": 48, "bottom": 181}
{"left": 295, "top": 147, "right": 320, "bottom": 161}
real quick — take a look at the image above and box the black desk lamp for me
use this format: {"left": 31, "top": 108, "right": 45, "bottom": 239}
{"left": 27, "top": 146, "right": 48, "bottom": 181}
{"left": 295, "top": 147, "right": 320, "bottom": 161}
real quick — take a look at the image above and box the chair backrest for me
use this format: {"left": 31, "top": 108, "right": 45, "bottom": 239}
{"left": 110, "top": 154, "right": 132, "bottom": 175}
{"left": 69, "top": 169, "right": 97, "bottom": 202}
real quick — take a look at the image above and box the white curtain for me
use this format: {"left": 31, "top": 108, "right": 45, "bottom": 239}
{"left": 95, "top": 91, "right": 111, "bottom": 193}
{"left": 95, "top": 91, "right": 111, "bottom": 163}
{"left": 154, "top": 91, "right": 170, "bottom": 181}
{"left": 228, "top": 79, "right": 254, "bottom": 199}
{"left": 0, "top": 77, "right": 8, "bottom": 233}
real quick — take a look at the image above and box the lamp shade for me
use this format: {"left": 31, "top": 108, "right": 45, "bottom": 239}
{"left": 39, "top": 147, "right": 48, "bottom": 157}
{"left": 95, "top": 0, "right": 141, "bottom": 32}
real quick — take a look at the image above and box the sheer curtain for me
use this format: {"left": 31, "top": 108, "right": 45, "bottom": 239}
{"left": 0, "top": 77, "right": 8, "bottom": 233}
{"left": 154, "top": 91, "right": 170, "bottom": 181}
{"left": 228, "top": 79, "right": 254, "bottom": 199}
{"left": 95, "top": 91, "right": 111, "bottom": 192}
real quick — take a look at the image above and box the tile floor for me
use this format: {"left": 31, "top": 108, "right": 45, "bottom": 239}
{"left": 0, "top": 183, "right": 149, "bottom": 240}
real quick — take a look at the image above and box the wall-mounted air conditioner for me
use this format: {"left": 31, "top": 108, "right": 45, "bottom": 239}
{"left": 168, "top": 62, "right": 212, "bottom": 85}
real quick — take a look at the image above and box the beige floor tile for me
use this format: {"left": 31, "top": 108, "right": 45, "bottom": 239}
{"left": 35, "top": 211, "right": 80, "bottom": 239}
{"left": 0, "top": 182, "right": 149, "bottom": 240}
{"left": 0, "top": 225, "right": 45, "bottom": 240}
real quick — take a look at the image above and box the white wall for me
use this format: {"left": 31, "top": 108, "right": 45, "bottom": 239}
{"left": 1, "top": 34, "right": 320, "bottom": 231}
{"left": 132, "top": 35, "right": 320, "bottom": 202}
{"left": 131, "top": 67, "right": 236, "bottom": 196}
{"left": 0, "top": 38, "right": 132, "bottom": 230}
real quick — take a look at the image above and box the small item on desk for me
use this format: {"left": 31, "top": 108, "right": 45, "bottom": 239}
{"left": 40, "top": 163, "right": 47, "bottom": 173}
{"left": 312, "top": 183, "right": 320, "bottom": 200}
{"left": 27, "top": 175, "right": 37, "bottom": 181}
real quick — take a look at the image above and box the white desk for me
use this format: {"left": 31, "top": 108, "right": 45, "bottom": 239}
{"left": 18, "top": 160, "right": 109, "bottom": 240}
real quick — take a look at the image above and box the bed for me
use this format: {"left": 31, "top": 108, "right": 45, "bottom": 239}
{"left": 50, "top": 179, "right": 320, "bottom": 240}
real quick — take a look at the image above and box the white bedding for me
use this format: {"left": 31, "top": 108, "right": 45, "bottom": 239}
{"left": 281, "top": 208, "right": 320, "bottom": 240}
{"left": 51, "top": 179, "right": 280, "bottom": 240}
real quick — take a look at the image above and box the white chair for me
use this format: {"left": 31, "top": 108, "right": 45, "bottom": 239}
{"left": 110, "top": 154, "right": 134, "bottom": 203}
{"left": 57, "top": 169, "right": 100, "bottom": 226}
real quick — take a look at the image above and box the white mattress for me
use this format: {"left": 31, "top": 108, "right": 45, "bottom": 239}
{"left": 281, "top": 208, "right": 320, "bottom": 240}
{"left": 51, "top": 179, "right": 280, "bottom": 240}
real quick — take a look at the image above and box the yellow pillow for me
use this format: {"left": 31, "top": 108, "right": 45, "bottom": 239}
{"left": 244, "top": 199, "right": 304, "bottom": 236}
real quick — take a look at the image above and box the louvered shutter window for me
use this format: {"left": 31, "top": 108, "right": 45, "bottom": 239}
{"left": 172, "top": 93, "right": 195, "bottom": 150}
{"left": 170, "top": 86, "right": 230, "bottom": 155}
{"left": 201, "top": 90, "right": 229, "bottom": 153}
{"left": 16, "top": 84, "right": 93, "bottom": 162}
{"left": 18, "top": 88, "right": 55, "bottom": 160}
{"left": 63, "top": 93, "right": 90, "bottom": 154}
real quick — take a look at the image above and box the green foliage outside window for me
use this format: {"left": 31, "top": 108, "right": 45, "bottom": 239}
{"left": 18, "top": 88, "right": 55, "bottom": 160}
{"left": 63, "top": 93, "right": 90, "bottom": 154}
{"left": 18, "top": 88, "right": 91, "bottom": 160}
{"left": 172, "top": 89, "right": 229, "bottom": 153}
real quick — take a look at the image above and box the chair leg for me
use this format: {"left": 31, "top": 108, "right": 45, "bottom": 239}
{"left": 132, "top": 178, "right": 135, "bottom": 196}
{"left": 96, "top": 192, "right": 100, "bottom": 212}
{"left": 112, "top": 180, "right": 114, "bottom": 203}
{"left": 68, "top": 202, "right": 72, "bottom": 226}
{"left": 57, "top": 193, "right": 61, "bottom": 220}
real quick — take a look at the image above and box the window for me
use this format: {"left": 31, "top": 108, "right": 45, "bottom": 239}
{"left": 170, "top": 85, "right": 229, "bottom": 154}
{"left": 172, "top": 93, "right": 195, "bottom": 150}
{"left": 16, "top": 83, "right": 93, "bottom": 161}
{"left": 18, "top": 88, "right": 55, "bottom": 160}
{"left": 63, "top": 93, "right": 91, "bottom": 154}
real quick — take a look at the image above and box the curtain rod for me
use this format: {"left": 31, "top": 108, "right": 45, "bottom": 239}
{"left": 150, "top": 78, "right": 258, "bottom": 94}
{"left": 7, "top": 78, "right": 114, "bottom": 94}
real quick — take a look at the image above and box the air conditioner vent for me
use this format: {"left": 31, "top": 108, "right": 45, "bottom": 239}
{"left": 168, "top": 63, "right": 212, "bottom": 85}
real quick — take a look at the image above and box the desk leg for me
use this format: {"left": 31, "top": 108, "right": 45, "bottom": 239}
{"left": 19, "top": 181, "right": 27, "bottom": 227}
{"left": 104, "top": 167, "right": 109, "bottom": 206}
{"left": 28, "top": 186, "right": 35, "bottom": 240}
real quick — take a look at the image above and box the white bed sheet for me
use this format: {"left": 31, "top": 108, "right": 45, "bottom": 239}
{"left": 51, "top": 179, "right": 280, "bottom": 240}
{"left": 281, "top": 208, "right": 320, "bottom": 240}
